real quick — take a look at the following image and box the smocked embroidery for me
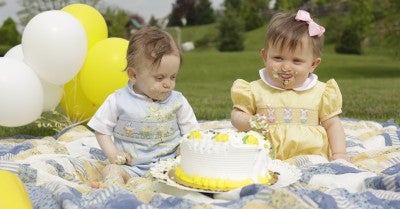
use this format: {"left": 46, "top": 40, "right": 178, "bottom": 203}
{"left": 267, "top": 108, "right": 276, "bottom": 123}
{"left": 258, "top": 107, "right": 318, "bottom": 125}
{"left": 300, "top": 109, "right": 308, "bottom": 124}
{"left": 284, "top": 108, "right": 293, "bottom": 123}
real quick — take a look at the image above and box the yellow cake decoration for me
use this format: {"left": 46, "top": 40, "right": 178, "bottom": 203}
{"left": 214, "top": 133, "right": 229, "bottom": 142}
{"left": 188, "top": 131, "right": 202, "bottom": 140}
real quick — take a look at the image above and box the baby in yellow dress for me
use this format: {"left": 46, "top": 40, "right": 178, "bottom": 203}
{"left": 231, "top": 10, "right": 347, "bottom": 161}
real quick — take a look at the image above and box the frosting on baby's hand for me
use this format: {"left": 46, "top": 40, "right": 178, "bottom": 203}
{"left": 249, "top": 114, "right": 269, "bottom": 135}
{"left": 115, "top": 152, "right": 127, "bottom": 165}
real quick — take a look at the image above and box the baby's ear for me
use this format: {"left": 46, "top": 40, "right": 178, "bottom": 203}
{"left": 127, "top": 67, "right": 137, "bottom": 80}
{"left": 260, "top": 48, "right": 268, "bottom": 63}
{"left": 311, "top": 57, "right": 321, "bottom": 71}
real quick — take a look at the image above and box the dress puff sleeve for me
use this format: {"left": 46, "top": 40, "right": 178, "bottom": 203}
{"left": 231, "top": 79, "right": 256, "bottom": 114}
{"left": 319, "top": 79, "right": 343, "bottom": 122}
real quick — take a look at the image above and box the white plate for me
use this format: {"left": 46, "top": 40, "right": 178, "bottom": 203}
{"left": 150, "top": 157, "right": 301, "bottom": 193}
{"left": 267, "top": 159, "right": 302, "bottom": 188}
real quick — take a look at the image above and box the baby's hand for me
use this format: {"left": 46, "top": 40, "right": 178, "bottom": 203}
{"left": 114, "top": 151, "right": 132, "bottom": 165}
{"left": 330, "top": 153, "right": 350, "bottom": 162}
{"left": 249, "top": 114, "right": 269, "bottom": 135}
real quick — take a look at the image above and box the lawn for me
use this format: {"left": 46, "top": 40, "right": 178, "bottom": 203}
{"left": 177, "top": 50, "right": 400, "bottom": 122}
{"left": 1, "top": 25, "right": 399, "bottom": 137}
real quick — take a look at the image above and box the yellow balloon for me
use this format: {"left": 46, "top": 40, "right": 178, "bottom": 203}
{"left": 60, "top": 76, "right": 99, "bottom": 122}
{"left": 0, "top": 170, "right": 33, "bottom": 209}
{"left": 79, "top": 38, "right": 128, "bottom": 106}
{"left": 62, "top": 3, "right": 108, "bottom": 48}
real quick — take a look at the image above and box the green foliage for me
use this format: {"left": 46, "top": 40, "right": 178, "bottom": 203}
{"left": 334, "top": 0, "right": 373, "bottom": 55}
{"left": 102, "top": 6, "right": 130, "bottom": 38}
{"left": 378, "top": 0, "right": 400, "bottom": 58}
{"left": 240, "top": 1, "right": 265, "bottom": 31}
{"left": 194, "top": 0, "right": 215, "bottom": 25}
{"left": 168, "top": 0, "right": 196, "bottom": 26}
{"left": 222, "top": 0, "right": 265, "bottom": 32}
{"left": 0, "top": 18, "right": 21, "bottom": 56}
{"left": 149, "top": 15, "right": 158, "bottom": 26}
{"left": 0, "top": 45, "right": 11, "bottom": 57}
{"left": 0, "top": 18, "right": 21, "bottom": 46}
{"left": 323, "top": 14, "right": 346, "bottom": 45}
{"left": 169, "top": 0, "right": 215, "bottom": 26}
{"left": 275, "top": 0, "right": 303, "bottom": 11}
{"left": 169, "top": 10, "right": 184, "bottom": 27}
{"left": 217, "top": 4, "right": 245, "bottom": 52}
{"left": 224, "top": 0, "right": 241, "bottom": 10}
{"left": 335, "top": 27, "right": 362, "bottom": 54}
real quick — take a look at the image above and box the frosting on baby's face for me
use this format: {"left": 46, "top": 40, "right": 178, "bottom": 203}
{"left": 271, "top": 67, "right": 298, "bottom": 87}
{"left": 261, "top": 38, "right": 320, "bottom": 90}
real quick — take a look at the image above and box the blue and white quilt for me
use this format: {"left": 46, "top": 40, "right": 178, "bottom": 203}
{"left": 1, "top": 118, "right": 400, "bottom": 209}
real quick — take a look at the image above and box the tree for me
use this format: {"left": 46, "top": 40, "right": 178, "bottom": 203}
{"left": 375, "top": 0, "right": 400, "bottom": 58}
{"left": 217, "top": 4, "right": 244, "bottom": 52}
{"left": 17, "top": 0, "right": 101, "bottom": 26}
{"left": 194, "top": 0, "right": 215, "bottom": 25}
{"left": 0, "top": 18, "right": 21, "bottom": 56}
{"left": 102, "top": 6, "right": 130, "bottom": 39}
{"left": 223, "top": 0, "right": 265, "bottom": 31}
{"left": 149, "top": 15, "right": 158, "bottom": 27}
{"left": 275, "top": 0, "right": 303, "bottom": 11}
{"left": 240, "top": 0, "right": 264, "bottom": 31}
{"left": 335, "top": 27, "right": 362, "bottom": 54}
{"left": 224, "top": 0, "right": 241, "bottom": 11}
{"left": 335, "top": 0, "right": 373, "bottom": 54}
{"left": 168, "top": 0, "right": 196, "bottom": 26}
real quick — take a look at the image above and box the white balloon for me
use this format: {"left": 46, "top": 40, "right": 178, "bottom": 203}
{"left": 4, "top": 44, "right": 24, "bottom": 61}
{"left": 5, "top": 44, "right": 62, "bottom": 112}
{"left": 22, "top": 10, "right": 87, "bottom": 85}
{"left": 41, "top": 79, "right": 63, "bottom": 112}
{"left": 0, "top": 58, "right": 43, "bottom": 127}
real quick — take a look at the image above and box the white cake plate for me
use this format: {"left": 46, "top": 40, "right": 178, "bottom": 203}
{"left": 150, "top": 157, "right": 301, "bottom": 193}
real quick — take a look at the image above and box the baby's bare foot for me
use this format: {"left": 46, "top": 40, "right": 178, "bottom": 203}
{"left": 89, "top": 181, "right": 107, "bottom": 189}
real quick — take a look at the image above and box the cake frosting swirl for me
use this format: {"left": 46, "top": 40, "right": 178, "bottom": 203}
{"left": 175, "top": 130, "right": 275, "bottom": 191}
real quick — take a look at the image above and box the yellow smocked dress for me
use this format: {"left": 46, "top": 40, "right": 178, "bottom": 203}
{"left": 231, "top": 77, "right": 342, "bottom": 160}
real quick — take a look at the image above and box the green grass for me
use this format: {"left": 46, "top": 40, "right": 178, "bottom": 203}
{"left": 176, "top": 50, "right": 400, "bottom": 123}
{"left": 1, "top": 24, "right": 400, "bottom": 137}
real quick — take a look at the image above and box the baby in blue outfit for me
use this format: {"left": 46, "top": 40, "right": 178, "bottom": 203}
{"left": 88, "top": 26, "right": 199, "bottom": 186}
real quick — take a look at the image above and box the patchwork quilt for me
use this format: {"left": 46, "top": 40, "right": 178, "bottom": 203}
{"left": 1, "top": 118, "right": 400, "bottom": 209}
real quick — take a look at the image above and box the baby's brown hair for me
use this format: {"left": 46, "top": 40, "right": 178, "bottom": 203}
{"left": 126, "top": 26, "right": 181, "bottom": 71}
{"left": 265, "top": 11, "right": 324, "bottom": 57}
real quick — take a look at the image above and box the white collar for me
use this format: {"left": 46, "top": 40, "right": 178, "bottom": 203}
{"left": 259, "top": 68, "right": 318, "bottom": 91}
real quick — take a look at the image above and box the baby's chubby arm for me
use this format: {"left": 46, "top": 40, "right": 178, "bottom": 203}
{"left": 95, "top": 132, "right": 132, "bottom": 165}
{"left": 231, "top": 108, "right": 253, "bottom": 131}
{"left": 321, "top": 116, "right": 348, "bottom": 161}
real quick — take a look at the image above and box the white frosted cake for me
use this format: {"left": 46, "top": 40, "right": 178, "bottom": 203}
{"left": 174, "top": 130, "right": 276, "bottom": 191}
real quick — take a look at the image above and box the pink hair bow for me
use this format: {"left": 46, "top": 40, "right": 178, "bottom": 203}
{"left": 295, "top": 10, "right": 325, "bottom": 37}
